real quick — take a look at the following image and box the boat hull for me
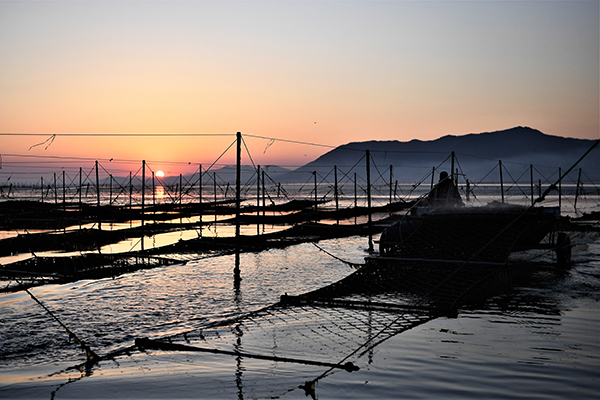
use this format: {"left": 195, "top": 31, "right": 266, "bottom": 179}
{"left": 378, "top": 205, "right": 560, "bottom": 264}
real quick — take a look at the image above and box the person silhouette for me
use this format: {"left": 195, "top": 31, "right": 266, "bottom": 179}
{"left": 427, "top": 171, "right": 463, "bottom": 207}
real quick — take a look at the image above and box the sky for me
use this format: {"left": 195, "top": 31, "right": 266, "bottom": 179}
{"left": 0, "top": 0, "right": 598, "bottom": 179}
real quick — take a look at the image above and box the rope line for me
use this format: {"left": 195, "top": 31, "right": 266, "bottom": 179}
{"left": 24, "top": 288, "right": 100, "bottom": 364}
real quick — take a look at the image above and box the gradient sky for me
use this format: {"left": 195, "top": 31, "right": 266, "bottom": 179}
{"left": 0, "top": 0, "right": 598, "bottom": 176}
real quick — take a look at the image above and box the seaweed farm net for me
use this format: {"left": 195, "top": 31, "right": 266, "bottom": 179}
{"left": 105, "top": 203, "right": 571, "bottom": 399}
{"left": 136, "top": 253, "right": 517, "bottom": 394}
{"left": 5, "top": 202, "right": 581, "bottom": 398}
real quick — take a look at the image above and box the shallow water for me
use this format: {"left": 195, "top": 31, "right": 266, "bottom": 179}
{"left": 0, "top": 232, "right": 599, "bottom": 399}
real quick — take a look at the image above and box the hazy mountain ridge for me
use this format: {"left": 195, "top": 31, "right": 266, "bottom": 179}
{"left": 160, "top": 127, "right": 597, "bottom": 185}
{"left": 283, "top": 127, "right": 599, "bottom": 184}
{"left": 329, "top": 127, "right": 590, "bottom": 161}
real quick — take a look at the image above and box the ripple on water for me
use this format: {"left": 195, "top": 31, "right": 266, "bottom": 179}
{"left": 1, "top": 235, "right": 599, "bottom": 399}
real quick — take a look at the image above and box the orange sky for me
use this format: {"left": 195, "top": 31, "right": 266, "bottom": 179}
{"left": 1, "top": 1, "right": 598, "bottom": 179}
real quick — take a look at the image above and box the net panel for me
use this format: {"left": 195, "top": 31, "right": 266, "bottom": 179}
{"left": 156, "top": 256, "right": 514, "bottom": 374}
{"left": 132, "top": 205, "right": 560, "bottom": 391}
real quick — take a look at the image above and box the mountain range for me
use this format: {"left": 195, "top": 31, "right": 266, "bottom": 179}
{"left": 207, "top": 127, "right": 598, "bottom": 184}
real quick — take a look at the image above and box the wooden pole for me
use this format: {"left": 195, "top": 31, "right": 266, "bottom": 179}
{"left": 257, "top": 165, "right": 261, "bottom": 235}
{"left": 313, "top": 171, "right": 318, "bottom": 214}
{"left": 199, "top": 164, "right": 202, "bottom": 205}
{"left": 79, "top": 167, "right": 82, "bottom": 207}
{"left": 499, "top": 160, "right": 504, "bottom": 203}
{"left": 334, "top": 165, "right": 339, "bottom": 223}
{"left": 62, "top": 170, "right": 66, "bottom": 207}
{"left": 574, "top": 168, "right": 582, "bottom": 210}
{"left": 109, "top": 174, "right": 113, "bottom": 205}
{"left": 95, "top": 160, "right": 101, "bottom": 229}
{"left": 530, "top": 164, "right": 534, "bottom": 206}
{"left": 236, "top": 132, "right": 241, "bottom": 235}
{"left": 179, "top": 174, "right": 183, "bottom": 204}
{"left": 95, "top": 161, "right": 100, "bottom": 207}
{"left": 41, "top": 177, "right": 44, "bottom": 201}
{"left": 451, "top": 151, "right": 455, "bottom": 184}
{"left": 141, "top": 161, "right": 145, "bottom": 251}
{"left": 129, "top": 171, "right": 133, "bottom": 209}
{"left": 234, "top": 132, "right": 242, "bottom": 282}
{"left": 389, "top": 165, "right": 393, "bottom": 204}
{"left": 558, "top": 167, "right": 562, "bottom": 210}
{"left": 431, "top": 167, "right": 435, "bottom": 189}
{"left": 262, "top": 170, "right": 266, "bottom": 226}
{"left": 152, "top": 171, "right": 156, "bottom": 208}
{"left": 213, "top": 171, "right": 217, "bottom": 222}
{"left": 54, "top": 172, "right": 57, "bottom": 204}
{"left": 354, "top": 172, "right": 357, "bottom": 208}
{"left": 198, "top": 164, "right": 202, "bottom": 231}
{"left": 366, "top": 150, "right": 373, "bottom": 252}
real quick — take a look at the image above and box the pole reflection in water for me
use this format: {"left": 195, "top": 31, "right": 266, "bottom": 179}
{"left": 234, "top": 248, "right": 243, "bottom": 398}
{"left": 235, "top": 322, "right": 244, "bottom": 400}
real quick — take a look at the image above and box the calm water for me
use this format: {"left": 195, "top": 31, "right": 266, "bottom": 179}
{"left": 0, "top": 231, "right": 599, "bottom": 399}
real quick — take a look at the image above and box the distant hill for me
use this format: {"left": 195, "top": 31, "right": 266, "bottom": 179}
{"left": 162, "top": 127, "right": 598, "bottom": 186}
{"left": 280, "top": 127, "right": 599, "bottom": 184}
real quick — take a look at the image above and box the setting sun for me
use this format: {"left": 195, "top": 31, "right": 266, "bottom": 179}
{"left": 156, "top": 170, "right": 164, "bottom": 177}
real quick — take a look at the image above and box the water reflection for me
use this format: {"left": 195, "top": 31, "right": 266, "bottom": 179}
{"left": 234, "top": 322, "right": 244, "bottom": 400}
{"left": 153, "top": 185, "right": 167, "bottom": 203}
{"left": 1, "top": 234, "right": 598, "bottom": 399}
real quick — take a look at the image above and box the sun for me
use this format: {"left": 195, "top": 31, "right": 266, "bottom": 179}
{"left": 156, "top": 170, "right": 165, "bottom": 177}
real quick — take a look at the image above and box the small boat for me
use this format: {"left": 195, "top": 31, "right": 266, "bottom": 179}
{"left": 375, "top": 202, "right": 570, "bottom": 266}
{"left": 371, "top": 166, "right": 572, "bottom": 268}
